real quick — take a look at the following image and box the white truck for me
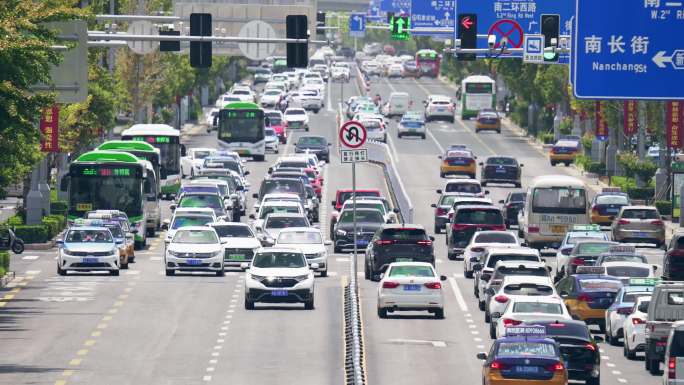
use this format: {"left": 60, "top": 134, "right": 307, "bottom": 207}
{"left": 645, "top": 282, "right": 684, "bottom": 375}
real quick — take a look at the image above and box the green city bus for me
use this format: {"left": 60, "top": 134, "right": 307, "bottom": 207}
{"left": 218, "top": 101, "right": 266, "bottom": 161}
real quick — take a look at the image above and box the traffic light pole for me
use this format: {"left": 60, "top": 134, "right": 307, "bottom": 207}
{"left": 86, "top": 32, "right": 324, "bottom": 44}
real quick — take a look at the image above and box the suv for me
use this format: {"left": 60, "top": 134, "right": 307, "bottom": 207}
{"left": 364, "top": 225, "right": 435, "bottom": 281}
{"left": 446, "top": 205, "right": 505, "bottom": 260}
{"left": 480, "top": 156, "right": 522, "bottom": 187}
{"left": 611, "top": 205, "right": 665, "bottom": 247}
{"left": 664, "top": 320, "right": 684, "bottom": 384}
{"left": 645, "top": 282, "right": 684, "bottom": 374}
{"left": 664, "top": 232, "right": 684, "bottom": 280}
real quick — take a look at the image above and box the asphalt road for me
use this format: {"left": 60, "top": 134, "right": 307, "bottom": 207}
{"left": 0, "top": 73, "right": 665, "bottom": 385}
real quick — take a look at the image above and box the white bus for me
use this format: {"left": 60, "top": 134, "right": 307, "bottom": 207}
{"left": 120, "top": 124, "right": 183, "bottom": 197}
{"left": 460, "top": 75, "right": 496, "bottom": 120}
{"left": 520, "top": 175, "right": 590, "bottom": 249}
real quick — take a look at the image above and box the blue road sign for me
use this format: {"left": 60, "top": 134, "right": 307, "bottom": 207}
{"left": 380, "top": 0, "right": 410, "bottom": 14}
{"left": 349, "top": 13, "right": 366, "bottom": 38}
{"left": 573, "top": 0, "right": 684, "bottom": 100}
{"left": 367, "top": 0, "right": 383, "bottom": 22}
{"left": 410, "top": 0, "right": 455, "bottom": 36}
{"left": 455, "top": 0, "right": 573, "bottom": 59}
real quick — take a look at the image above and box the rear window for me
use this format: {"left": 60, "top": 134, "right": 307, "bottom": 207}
{"left": 509, "top": 193, "right": 526, "bottom": 202}
{"left": 495, "top": 267, "right": 548, "bottom": 278}
{"left": 543, "top": 323, "right": 591, "bottom": 340}
{"left": 432, "top": 100, "right": 450, "bottom": 105}
{"left": 487, "top": 254, "right": 539, "bottom": 268}
{"left": 497, "top": 342, "right": 557, "bottom": 357}
{"left": 265, "top": 216, "right": 308, "bottom": 229}
{"left": 212, "top": 225, "right": 254, "bottom": 238}
{"left": 446, "top": 183, "right": 481, "bottom": 194}
{"left": 622, "top": 209, "right": 659, "bottom": 219}
{"left": 622, "top": 292, "right": 651, "bottom": 303}
{"left": 606, "top": 266, "right": 650, "bottom": 277}
{"left": 487, "top": 157, "right": 516, "bottom": 166}
{"left": 667, "top": 292, "right": 684, "bottom": 305}
{"left": 596, "top": 195, "right": 629, "bottom": 205}
{"left": 179, "top": 195, "right": 222, "bottom": 209}
{"left": 473, "top": 232, "right": 516, "bottom": 244}
{"left": 338, "top": 191, "right": 379, "bottom": 203}
{"left": 455, "top": 209, "right": 503, "bottom": 225}
{"left": 669, "top": 331, "right": 684, "bottom": 357}
{"left": 388, "top": 265, "right": 434, "bottom": 277}
{"left": 675, "top": 237, "right": 684, "bottom": 250}
{"left": 512, "top": 302, "right": 563, "bottom": 314}
{"left": 380, "top": 228, "right": 427, "bottom": 241}
{"left": 503, "top": 283, "right": 554, "bottom": 296}
{"left": 578, "top": 279, "right": 622, "bottom": 291}
{"left": 576, "top": 242, "right": 613, "bottom": 255}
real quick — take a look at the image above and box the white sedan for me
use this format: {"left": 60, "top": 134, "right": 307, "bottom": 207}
{"left": 494, "top": 297, "right": 572, "bottom": 339}
{"left": 164, "top": 226, "right": 225, "bottom": 276}
{"left": 284, "top": 108, "right": 309, "bottom": 131}
{"left": 243, "top": 248, "right": 316, "bottom": 310}
{"left": 377, "top": 262, "right": 446, "bottom": 319}
{"left": 275, "top": 227, "right": 332, "bottom": 276}
{"left": 623, "top": 295, "right": 651, "bottom": 359}
{"left": 462, "top": 231, "right": 520, "bottom": 278}
{"left": 180, "top": 147, "right": 216, "bottom": 178}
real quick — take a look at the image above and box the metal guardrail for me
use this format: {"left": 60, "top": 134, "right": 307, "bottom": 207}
{"left": 343, "top": 268, "right": 365, "bottom": 385}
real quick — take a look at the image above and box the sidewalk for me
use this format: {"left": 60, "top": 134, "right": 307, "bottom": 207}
{"left": 0, "top": 198, "right": 19, "bottom": 223}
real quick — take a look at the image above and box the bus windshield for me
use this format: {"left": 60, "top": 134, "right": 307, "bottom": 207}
{"left": 532, "top": 187, "right": 587, "bottom": 214}
{"left": 218, "top": 108, "right": 265, "bottom": 143}
{"left": 69, "top": 164, "right": 143, "bottom": 218}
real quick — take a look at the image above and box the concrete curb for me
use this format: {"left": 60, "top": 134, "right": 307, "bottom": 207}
{"left": 0, "top": 271, "right": 16, "bottom": 288}
{"left": 24, "top": 241, "right": 55, "bottom": 251}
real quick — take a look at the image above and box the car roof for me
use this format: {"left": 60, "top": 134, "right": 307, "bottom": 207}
{"left": 277, "top": 227, "right": 321, "bottom": 234}
{"left": 173, "top": 207, "right": 215, "bottom": 214}
{"left": 446, "top": 179, "right": 480, "bottom": 185}
{"left": 67, "top": 226, "right": 111, "bottom": 232}
{"left": 173, "top": 226, "right": 215, "bottom": 232}
{"left": 381, "top": 223, "right": 425, "bottom": 230}
{"left": 261, "top": 200, "right": 301, "bottom": 206}
{"left": 621, "top": 205, "right": 658, "bottom": 210}
{"left": 209, "top": 221, "right": 249, "bottom": 228}
{"left": 494, "top": 260, "right": 547, "bottom": 268}
{"left": 454, "top": 205, "right": 500, "bottom": 211}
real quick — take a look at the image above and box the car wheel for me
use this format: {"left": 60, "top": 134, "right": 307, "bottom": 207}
{"left": 515, "top": 182, "right": 521, "bottom": 188}
{"left": 57, "top": 265, "right": 67, "bottom": 276}
{"left": 648, "top": 359, "right": 659, "bottom": 375}
{"left": 434, "top": 308, "right": 445, "bottom": 319}
{"left": 216, "top": 269, "right": 225, "bottom": 277}
{"left": 586, "top": 376, "right": 600, "bottom": 385}
{"left": 320, "top": 269, "right": 327, "bottom": 278}
{"left": 110, "top": 269, "right": 120, "bottom": 276}
{"left": 551, "top": 161, "right": 556, "bottom": 166}
{"left": 565, "top": 162, "right": 571, "bottom": 166}
{"left": 304, "top": 294, "right": 315, "bottom": 310}
{"left": 165, "top": 269, "right": 175, "bottom": 276}
{"left": 434, "top": 225, "right": 441, "bottom": 234}
{"left": 440, "top": 172, "right": 445, "bottom": 178}
{"left": 481, "top": 181, "right": 487, "bottom": 187}
{"left": 464, "top": 269, "right": 473, "bottom": 279}
{"left": 484, "top": 310, "right": 491, "bottom": 323}
{"left": 421, "top": 134, "right": 426, "bottom": 139}
{"left": 378, "top": 307, "right": 388, "bottom": 318}
{"left": 121, "top": 260, "right": 129, "bottom": 270}
{"left": 334, "top": 245, "right": 342, "bottom": 254}
{"left": 364, "top": 262, "right": 370, "bottom": 280}
{"left": 489, "top": 323, "right": 497, "bottom": 339}
{"left": 626, "top": 343, "right": 637, "bottom": 360}
{"left": 478, "top": 299, "right": 485, "bottom": 311}
{"left": 244, "top": 297, "right": 255, "bottom": 310}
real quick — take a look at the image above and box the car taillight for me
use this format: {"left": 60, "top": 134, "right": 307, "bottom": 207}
{"left": 417, "top": 240, "right": 433, "bottom": 246}
{"left": 651, "top": 219, "right": 664, "bottom": 226}
{"left": 670, "top": 249, "right": 684, "bottom": 257}
{"left": 528, "top": 226, "right": 540, "bottom": 233}
{"left": 490, "top": 360, "right": 509, "bottom": 370}
{"left": 617, "top": 306, "right": 633, "bottom": 315}
{"left": 491, "top": 225, "right": 507, "bottom": 231}
{"left": 436, "top": 207, "right": 448, "bottom": 216}
{"left": 451, "top": 224, "right": 469, "bottom": 231}
{"left": 618, "top": 219, "right": 630, "bottom": 225}
{"left": 591, "top": 206, "right": 599, "bottom": 213}
{"left": 424, "top": 282, "right": 441, "bottom": 289}
{"left": 550, "top": 148, "right": 557, "bottom": 154}
{"left": 471, "top": 247, "right": 484, "bottom": 253}
{"left": 561, "top": 248, "right": 572, "bottom": 256}
{"left": 547, "top": 363, "right": 565, "bottom": 372}
{"left": 503, "top": 318, "right": 521, "bottom": 326}
{"left": 584, "top": 343, "right": 596, "bottom": 352}
{"left": 670, "top": 357, "right": 677, "bottom": 379}
{"left": 375, "top": 240, "right": 394, "bottom": 246}
{"left": 448, "top": 212, "right": 454, "bottom": 221}
{"left": 578, "top": 294, "right": 592, "bottom": 302}
{"left": 632, "top": 318, "right": 646, "bottom": 325}
{"left": 571, "top": 258, "right": 585, "bottom": 266}
{"left": 494, "top": 295, "right": 509, "bottom": 303}
{"left": 382, "top": 281, "right": 400, "bottom": 289}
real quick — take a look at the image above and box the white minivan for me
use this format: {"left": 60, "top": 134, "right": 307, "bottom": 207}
{"left": 383, "top": 92, "right": 410, "bottom": 118}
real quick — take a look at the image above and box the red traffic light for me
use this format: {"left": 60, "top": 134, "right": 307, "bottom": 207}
{"left": 461, "top": 16, "right": 474, "bottom": 30}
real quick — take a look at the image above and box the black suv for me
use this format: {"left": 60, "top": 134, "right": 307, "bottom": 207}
{"left": 294, "top": 136, "right": 331, "bottom": 163}
{"left": 446, "top": 205, "right": 505, "bottom": 260}
{"left": 499, "top": 191, "right": 526, "bottom": 228}
{"left": 364, "top": 224, "right": 435, "bottom": 281}
{"left": 664, "top": 231, "right": 684, "bottom": 280}
{"left": 480, "top": 156, "right": 522, "bottom": 187}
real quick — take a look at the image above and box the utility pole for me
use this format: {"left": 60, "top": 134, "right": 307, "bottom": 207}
{"left": 637, "top": 101, "right": 647, "bottom": 187}
{"left": 133, "top": 0, "right": 146, "bottom": 124}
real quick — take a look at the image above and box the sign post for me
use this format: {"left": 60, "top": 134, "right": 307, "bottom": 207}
{"left": 339, "top": 121, "right": 368, "bottom": 282}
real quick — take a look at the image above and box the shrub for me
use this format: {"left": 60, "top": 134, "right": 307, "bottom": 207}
{"left": 656, "top": 200, "right": 673, "bottom": 216}
{"left": 41, "top": 217, "right": 61, "bottom": 238}
{"left": 581, "top": 134, "right": 594, "bottom": 154}
{"left": 0, "top": 251, "right": 9, "bottom": 277}
{"left": 13, "top": 225, "right": 49, "bottom": 244}
{"left": 50, "top": 200, "right": 68, "bottom": 216}
{"left": 538, "top": 132, "right": 554, "bottom": 144}
{"left": 574, "top": 154, "right": 592, "bottom": 171}
{"left": 6, "top": 215, "right": 23, "bottom": 227}
{"left": 635, "top": 160, "right": 658, "bottom": 183}
{"left": 587, "top": 162, "right": 606, "bottom": 175}
{"left": 626, "top": 187, "right": 655, "bottom": 201}
{"left": 611, "top": 176, "right": 637, "bottom": 191}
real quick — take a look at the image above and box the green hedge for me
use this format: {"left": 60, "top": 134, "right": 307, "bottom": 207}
{"left": 50, "top": 200, "right": 68, "bottom": 216}
{"left": 41, "top": 215, "right": 65, "bottom": 238}
{"left": 13, "top": 225, "right": 50, "bottom": 244}
{"left": 656, "top": 200, "right": 673, "bottom": 216}
{"left": 626, "top": 187, "right": 655, "bottom": 201}
{"left": 6, "top": 215, "right": 23, "bottom": 227}
{"left": 0, "top": 251, "right": 9, "bottom": 278}
{"left": 586, "top": 162, "right": 606, "bottom": 175}
{"left": 538, "top": 132, "right": 554, "bottom": 144}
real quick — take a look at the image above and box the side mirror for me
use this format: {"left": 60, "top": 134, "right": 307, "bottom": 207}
{"left": 243, "top": 170, "right": 250, "bottom": 176}
{"left": 170, "top": 204, "right": 177, "bottom": 211}
{"left": 252, "top": 193, "right": 259, "bottom": 199}
{"left": 240, "top": 262, "right": 249, "bottom": 270}
{"left": 324, "top": 240, "right": 333, "bottom": 246}
{"left": 221, "top": 240, "right": 228, "bottom": 244}
{"left": 484, "top": 190, "right": 490, "bottom": 195}
{"left": 436, "top": 189, "right": 442, "bottom": 194}
{"left": 311, "top": 263, "right": 320, "bottom": 270}
{"left": 547, "top": 266, "right": 553, "bottom": 272}
{"left": 249, "top": 214, "right": 256, "bottom": 220}
{"left": 431, "top": 203, "right": 437, "bottom": 208}
{"left": 440, "top": 275, "right": 447, "bottom": 281}
{"left": 498, "top": 200, "right": 505, "bottom": 204}
{"left": 180, "top": 144, "right": 187, "bottom": 157}
{"left": 520, "top": 164, "right": 524, "bottom": 167}
{"left": 485, "top": 288, "right": 495, "bottom": 296}
{"left": 478, "top": 162, "right": 484, "bottom": 166}
{"left": 56, "top": 240, "right": 64, "bottom": 246}
{"left": 429, "top": 236, "right": 435, "bottom": 242}
{"left": 653, "top": 264, "right": 659, "bottom": 272}
{"left": 476, "top": 352, "right": 488, "bottom": 360}
{"left": 332, "top": 200, "right": 337, "bottom": 207}
{"left": 162, "top": 219, "right": 170, "bottom": 230}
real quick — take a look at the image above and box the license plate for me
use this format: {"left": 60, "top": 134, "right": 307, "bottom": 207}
{"left": 495, "top": 169, "right": 507, "bottom": 174}
{"left": 228, "top": 254, "right": 244, "bottom": 260}
{"left": 187, "top": 259, "right": 202, "bottom": 265}
{"left": 82, "top": 257, "right": 99, "bottom": 263}
{"left": 436, "top": 108, "right": 445, "bottom": 112}
{"left": 271, "top": 290, "right": 288, "bottom": 297}
{"left": 551, "top": 225, "right": 567, "bottom": 234}
{"left": 607, "top": 208, "right": 619, "bottom": 214}
{"left": 396, "top": 257, "right": 413, "bottom": 262}
{"left": 403, "top": 284, "right": 421, "bottom": 291}
{"left": 408, "top": 128, "right": 417, "bottom": 131}
{"left": 357, "top": 240, "right": 369, "bottom": 246}
{"left": 514, "top": 365, "right": 539, "bottom": 374}
{"left": 635, "top": 232, "right": 648, "bottom": 237}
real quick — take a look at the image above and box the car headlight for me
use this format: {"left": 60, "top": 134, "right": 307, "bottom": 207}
{"left": 336, "top": 229, "right": 347, "bottom": 236}
{"left": 62, "top": 248, "right": 73, "bottom": 256}
{"left": 213, "top": 250, "right": 223, "bottom": 258}
{"left": 110, "top": 248, "right": 118, "bottom": 255}
{"left": 317, "top": 251, "right": 327, "bottom": 258}
{"left": 251, "top": 274, "right": 267, "bottom": 282}
{"left": 294, "top": 274, "right": 310, "bottom": 282}
{"left": 167, "top": 250, "right": 182, "bottom": 257}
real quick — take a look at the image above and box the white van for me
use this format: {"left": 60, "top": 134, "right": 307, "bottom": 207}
{"left": 383, "top": 92, "right": 410, "bottom": 118}
{"left": 520, "top": 175, "right": 590, "bottom": 249}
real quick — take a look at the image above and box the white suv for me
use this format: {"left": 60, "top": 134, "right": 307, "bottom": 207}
{"left": 243, "top": 248, "right": 316, "bottom": 309}
{"left": 275, "top": 227, "right": 331, "bottom": 276}
{"left": 424, "top": 95, "right": 455, "bottom": 122}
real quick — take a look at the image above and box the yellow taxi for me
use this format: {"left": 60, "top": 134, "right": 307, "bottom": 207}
{"left": 554, "top": 267, "right": 623, "bottom": 331}
{"left": 477, "top": 326, "right": 568, "bottom": 385}
{"left": 590, "top": 189, "right": 630, "bottom": 226}
{"left": 438, "top": 150, "right": 477, "bottom": 179}
{"left": 549, "top": 140, "right": 580, "bottom": 167}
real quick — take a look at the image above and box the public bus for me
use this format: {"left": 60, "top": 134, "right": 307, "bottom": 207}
{"left": 460, "top": 75, "right": 496, "bottom": 120}
{"left": 272, "top": 57, "right": 288, "bottom": 74}
{"left": 218, "top": 101, "right": 266, "bottom": 161}
{"left": 62, "top": 151, "right": 149, "bottom": 249}
{"left": 120, "top": 124, "right": 182, "bottom": 197}
{"left": 415, "top": 49, "right": 441, "bottom": 78}
{"left": 520, "top": 175, "right": 590, "bottom": 250}
{"left": 97, "top": 141, "right": 162, "bottom": 235}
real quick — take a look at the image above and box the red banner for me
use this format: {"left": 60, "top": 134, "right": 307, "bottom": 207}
{"left": 595, "top": 101, "right": 608, "bottom": 140}
{"left": 40, "top": 105, "right": 59, "bottom": 153}
{"left": 667, "top": 101, "right": 682, "bottom": 149}
{"left": 623, "top": 100, "right": 638, "bottom": 136}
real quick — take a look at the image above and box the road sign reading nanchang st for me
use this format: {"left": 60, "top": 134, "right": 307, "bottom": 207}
{"left": 339, "top": 121, "right": 367, "bottom": 149}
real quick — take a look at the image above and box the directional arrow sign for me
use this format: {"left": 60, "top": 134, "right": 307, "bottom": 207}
{"left": 652, "top": 50, "right": 684, "bottom": 70}
{"left": 391, "top": 16, "right": 410, "bottom": 40}
{"left": 349, "top": 13, "right": 366, "bottom": 38}
{"left": 461, "top": 16, "right": 473, "bottom": 30}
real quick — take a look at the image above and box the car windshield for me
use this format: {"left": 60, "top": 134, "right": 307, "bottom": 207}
{"left": 347, "top": 202, "right": 385, "bottom": 213}
{"left": 622, "top": 209, "right": 659, "bottom": 219}
{"left": 474, "top": 233, "right": 516, "bottom": 244}
{"left": 105, "top": 225, "right": 124, "bottom": 238}
{"left": 446, "top": 183, "right": 481, "bottom": 194}
{"left": 596, "top": 195, "right": 629, "bottom": 205}
{"left": 298, "top": 137, "right": 326, "bottom": 146}
{"left": 509, "top": 193, "right": 526, "bottom": 202}
{"left": 532, "top": 187, "right": 587, "bottom": 214}
{"left": 171, "top": 216, "right": 213, "bottom": 230}
{"left": 260, "top": 206, "right": 300, "bottom": 219}
{"left": 264, "top": 90, "right": 281, "bottom": 96}
{"left": 65, "top": 229, "right": 113, "bottom": 243}
{"left": 380, "top": 228, "right": 427, "bottom": 241}
{"left": 265, "top": 128, "right": 276, "bottom": 136}
{"left": 277, "top": 231, "right": 322, "bottom": 244}
{"left": 193, "top": 150, "right": 213, "bottom": 159}
{"left": 497, "top": 342, "right": 557, "bottom": 357}
{"left": 487, "top": 157, "right": 516, "bottom": 166}
{"left": 567, "top": 235, "right": 606, "bottom": 246}
{"left": 172, "top": 229, "right": 218, "bottom": 244}
{"left": 213, "top": 225, "right": 253, "bottom": 238}
{"left": 578, "top": 279, "right": 623, "bottom": 291}
{"left": 600, "top": 254, "right": 647, "bottom": 263}
{"left": 338, "top": 210, "right": 384, "bottom": 223}
{"left": 203, "top": 159, "right": 240, "bottom": 174}
{"left": 455, "top": 209, "right": 503, "bottom": 225}
{"left": 487, "top": 254, "right": 539, "bottom": 268}
{"left": 252, "top": 252, "right": 306, "bottom": 268}
{"left": 265, "top": 216, "right": 308, "bottom": 229}
{"left": 286, "top": 109, "right": 306, "bottom": 115}
{"left": 513, "top": 302, "right": 563, "bottom": 314}
{"left": 388, "top": 265, "right": 434, "bottom": 277}
{"left": 179, "top": 194, "right": 222, "bottom": 209}
{"left": 503, "top": 284, "right": 554, "bottom": 296}
{"left": 623, "top": 292, "right": 651, "bottom": 303}
{"left": 606, "top": 266, "right": 650, "bottom": 277}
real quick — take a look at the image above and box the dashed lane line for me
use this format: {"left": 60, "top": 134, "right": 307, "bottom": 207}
{"left": 447, "top": 276, "right": 468, "bottom": 312}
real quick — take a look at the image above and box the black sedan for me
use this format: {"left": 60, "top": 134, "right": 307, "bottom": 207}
{"left": 499, "top": 191, "right": 526, "bottom": 228}
{"left": 479, "top": 156, "right": 522, "bottom": 187}
{"left": 294, "top": 135, "right": 331, "bottom": 163}
{"left": 332, "top": 208, "right": 385, "bottom": 254}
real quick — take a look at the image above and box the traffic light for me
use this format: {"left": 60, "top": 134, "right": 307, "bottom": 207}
{"left": 316, "top": 11, "right": 326, "bottom": 28}
{"left": 390, "top": 15, "right": 410, "bottom": 40}
{"left": 159, "top": 29, "right": 180, "bottom": 52}
{"left": 457, "top": 13, "right": 477, "bottom": 61}
{"left": 541, "top": 14, "right": 560, "bottom": 62}
{"left": 386, "top": 12, "right": 394, "bottom": 25}
{"left": 286, "top": 15, "right": 308, "bottom": 68}
{"left": 190, "top": 13, "right": 211, "bottom": 68}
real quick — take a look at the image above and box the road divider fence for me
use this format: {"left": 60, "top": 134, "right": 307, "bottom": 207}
{"left": 343, "top": 269, "right": 366, "bottom": 385}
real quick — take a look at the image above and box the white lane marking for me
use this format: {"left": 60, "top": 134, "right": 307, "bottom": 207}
{"left": 327, "top": 80, "right": 334, "bottom": 112}
{"left": 617, "top": 379, "right": 627, "bottom": 383}
{"left": 203, "top": 375, "right": 212, "bottom": 381}
{"left": 601, "top": 355, "right": 610, "bottom": 360}
{"left": 336, "top": 257, "right": 350, "bottom": 262}
{"left": 427, "top": 128, "right": 446, "bottom": 154}
{"left": 327, "top": 271, "right": 338, "bottom": 277}
{"left": 385, "top": 132, "right": 401, "bottom": 164}
{"left": 125, "top": 270, "right": 140, "bottom": 275}
{"left": 22, "top": 255, "right": 39, "bottom": 260}
{"left": 447, "top": 276, "right": 469, "bottom": 311}
{"left": 150, "top": 256, "right": 162, "bottom": 261}
{"left": 26, "top": 270, "right": 41, "bottom": 275}
{"left": 388, "top": 338, "right": 447, "bottom": 348}
{"left": 606, "top": 362, "right": 616, "bottom": 367}
{"left": 435, "top": 258, "right": 444, "bottom": 264}
{"left": 612, "top": 370, "right": 622, "bottom": 375}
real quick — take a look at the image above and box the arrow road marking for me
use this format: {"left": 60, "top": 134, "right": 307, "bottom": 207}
{"left": 653, "top": 51, "right": 673, "bottom": 68}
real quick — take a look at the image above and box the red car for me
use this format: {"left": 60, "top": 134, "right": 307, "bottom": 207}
{"left": 332, "top": 189, "right": 381, "bottom": 211}
{"left": 304, "top": 168, "right": 323, "bottom": 198}
{"left": 265, "top": 111, "right": 287, "bottom": 144}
